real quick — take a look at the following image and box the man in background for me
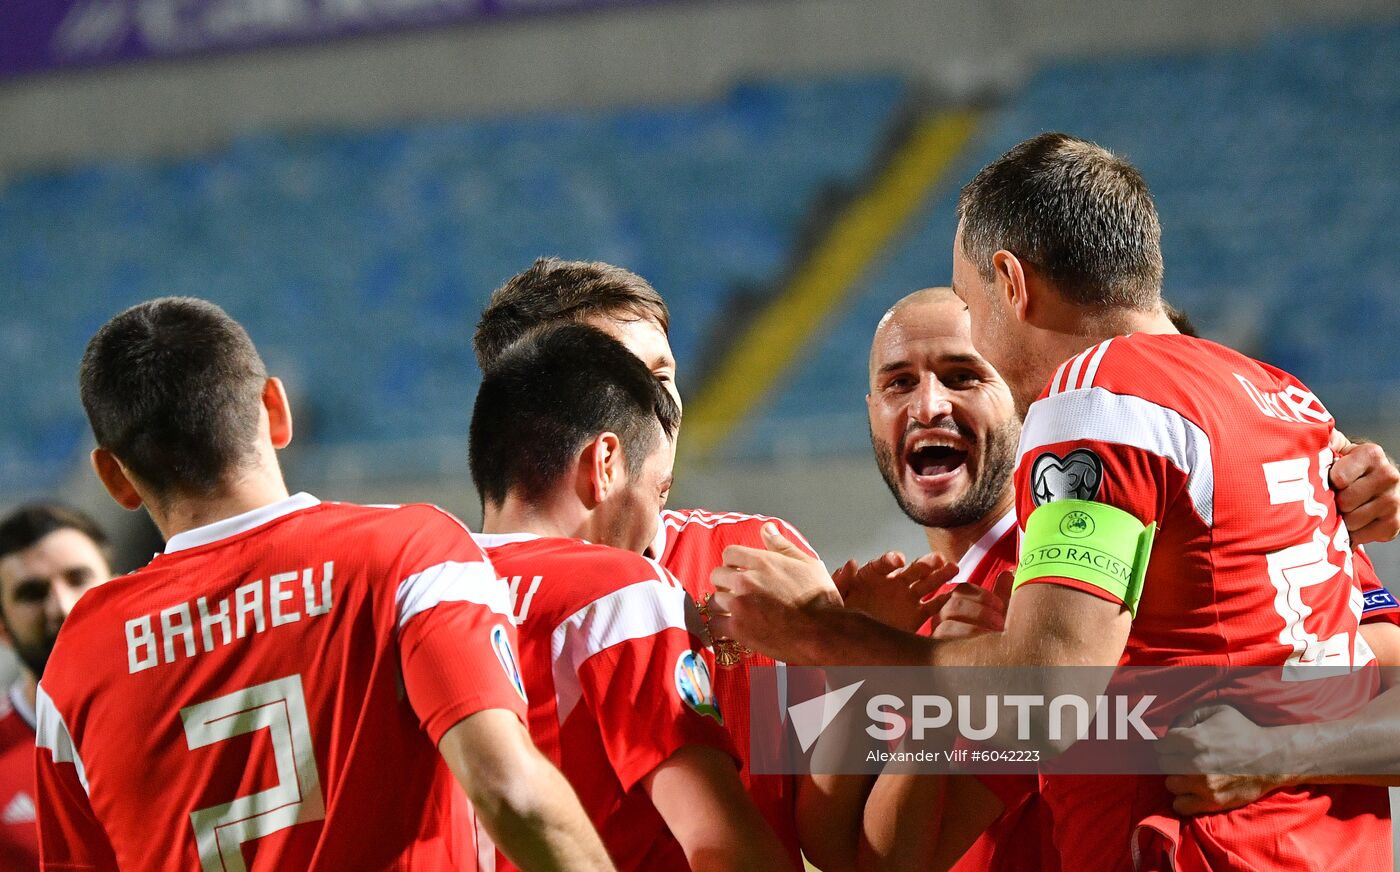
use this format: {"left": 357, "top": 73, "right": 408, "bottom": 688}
{"left": 0, "top": 505, "right": 114, "bottom": 870}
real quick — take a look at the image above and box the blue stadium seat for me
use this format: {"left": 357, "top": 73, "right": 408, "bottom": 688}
{"left": 0, "top": 74, "right": 908, "bottom": 489}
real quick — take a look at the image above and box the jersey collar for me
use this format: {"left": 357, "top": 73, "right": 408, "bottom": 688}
{"left": 646, "top": 512, "right": 669, "bottom": 561}
{"left": 163, "top": 492, "right": 321, "bottom": 554}
{"left": 947, "top": 508, "right": 1017, "bottom": 587}
{"left": 8, "top": 683, "right": 35, "bottom": 732}
{"left": 472, "top": 531, "right": 542, "bottom": 548}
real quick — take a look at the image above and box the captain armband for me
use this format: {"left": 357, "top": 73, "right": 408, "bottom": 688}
{"left": 1013, "top": 500, "right": 1156, "bottom": 616}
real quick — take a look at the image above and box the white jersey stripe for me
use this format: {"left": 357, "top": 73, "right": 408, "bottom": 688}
{"left": 1018, "top": 386, "right": 1214, "bottom": 527}
{"left": 1079, "top": 338, "right": 1115, "bottom": 390}
{"left": 1049, "top": 361, "right": 1071, "bottom": 396}
{"left": 1064, "top": 348, "right": 1093, "bottom": 394}
{"left": 550, "top": 579, "right": 689, "bottom": 723}
{"left": 396, "top": 560, "right": 511, "bottom": 630}
{"left": 35, "top": 684, "right": 91, "bottom": 795}
{"left": 659, "top": 513, "right": 820, "bottom": 559}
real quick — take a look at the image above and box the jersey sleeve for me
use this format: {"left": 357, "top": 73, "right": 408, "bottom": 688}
{"left": 1356, "top": 548, "right": 1400, "bottom": 627}
{"left": 393, "top": 507, "right": 528, "bottom": 745}
{"left": 568, "top": 561, "right": 737, "bottom": 791}
{"left": 1014, "top": 381, "right": 1202, "bottom": 607}
{"left": 34, "top": 686, "right": 118, "bottom": 871}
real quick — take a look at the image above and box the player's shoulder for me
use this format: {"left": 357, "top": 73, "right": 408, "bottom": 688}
{"left": 658, "top": 508, "right": 816, "bottom": 555}
{"left": 489, "top": 536, "right": 669, "bottom": 595}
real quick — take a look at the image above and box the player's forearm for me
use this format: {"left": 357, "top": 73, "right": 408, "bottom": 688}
{"left": 472, "top": 749, "right": 617, "bottom": 872}
{"left": 1268, "top": 686, "right": 1400, "bottom": 783}
{"left": 799, "top": 604, "right": 936, "bottom": 667}
{"left": 858, "top": 773, "right": 947, "bottom": 872}
{"left": 797, "top": 773, "right": 876, "bottom": 872}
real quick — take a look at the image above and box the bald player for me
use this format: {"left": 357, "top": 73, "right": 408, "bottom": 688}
{"left": 803, "top": 287, "right": 1400, "bottom": 871}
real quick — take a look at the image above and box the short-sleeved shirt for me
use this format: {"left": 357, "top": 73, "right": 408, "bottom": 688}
{"left": 0, "top": 686, "right": 38, "bottom": 871}
{"left": 480, "top": 532, "right": 736, "bottom": 872}
{"left": 649, "top": 508, "right": 819, "bottom": 866}
{"left": 35, "top": 494, "right": 526, "bottom": 871}
{"left": 1015, "top": 335, "right": 1391, "bottom": 872}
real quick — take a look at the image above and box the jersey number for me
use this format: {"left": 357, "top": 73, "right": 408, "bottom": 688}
{"left": 181, "top": 675, "right": 326, "bottom": 872}
{"left": 1262, "top": 451, "right": 1367, "bottom": 678}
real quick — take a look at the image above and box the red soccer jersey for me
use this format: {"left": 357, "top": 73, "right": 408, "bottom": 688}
{"left": 649, "top": 508, "right": 818, "bottom": 865}
{"left": 1015, "top": 334, "right": 1391, "bottom": 872}
{"left": 479, "top": 533, "right": 737, "bottom": 872}
{"left": 35, "top": 494, "right": 527, "bottom": 872}
{"left": 0, "top": 686, "right": 38, "bottom": 871}
{"left": 919, "top": 511, "right": 1058, "bottom": 872}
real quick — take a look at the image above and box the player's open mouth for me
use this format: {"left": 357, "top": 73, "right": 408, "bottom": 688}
{"left": 903, "top": 436, "right": 969, "bottom": 484}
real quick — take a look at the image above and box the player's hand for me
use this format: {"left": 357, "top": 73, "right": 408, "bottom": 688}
{"left": 709, "top": 522, "right": 842, "bottom": 665}
{"left": 832, "top": 551, "right": 957, "bottom": 633}
{"left": 923, "top": 570, "right": 1012, "bottom": 640}
{"left": 1156, "top": 705, "right": 1287, "bottom": 814}
{"left": 1330, "top": 431, "right": 1400, "bottom": 544}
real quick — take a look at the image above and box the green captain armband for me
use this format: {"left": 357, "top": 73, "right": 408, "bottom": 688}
{"left": 1013, "top": 500, "right": 1156, "bottom": 616}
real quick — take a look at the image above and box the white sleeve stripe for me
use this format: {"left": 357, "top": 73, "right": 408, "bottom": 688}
{"left": 1050, "top": 360, "right": 1070, "bottom": 395}
{"left": 1064, "top": 347, "right": 1094, "bottom": 393}
{"left": 550, "top": 579, "right": 689, "bottom": 723}
{"left": 35, "top": 684, "right": 91, "bottom": 795}
{"left": 1079, "top": 338, "right": 1114, "bottom": 390}
{"left": 396, "top": 560, "right": 512, "bottom": 630}
{"left": 1018, "top": 386, "right": 1214, "bottom": 527}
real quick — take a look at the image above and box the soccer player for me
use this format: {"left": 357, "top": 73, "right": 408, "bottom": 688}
{"left": 0, "top": 506, "right": 114, "bottom": 870}
{"left": 473, "top": 258, "right": 819, "bottom": 864}
{"left": 840, "top": 289, "right": 1400, "bottom": 871}
{"left": 35, "top": 298, "right": 613, "bottom": 871}
{"left": 709, "top": 134, "right": 1396, "bottom": 870}
{"left": 467, "top": 323, "right": 794, "bottom": 871}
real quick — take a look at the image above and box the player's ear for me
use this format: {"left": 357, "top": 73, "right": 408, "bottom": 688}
{"left": 993, "top": 249, "right": 1032, "bottom": 323}
{"left": 263, "top": 377, "right": 293, "bottom": 449}
{"left": 91, "top": 448, "right": 144, "bottom": 511}
{"left": 581, "top": 432, "right": 623, "bottom": 505}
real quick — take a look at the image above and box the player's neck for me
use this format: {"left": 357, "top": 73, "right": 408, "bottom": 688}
{"left": 145, "top": 471, "right": 292, "bottom": 542}
{"left": 922, "top": 489, "right": 1015, "bottom": 563}
{"left": 483, "top": 498, "right": 585, "bottom": 542}
{"left": 1016, "top": 304, "right": 1178, "bottom": 414}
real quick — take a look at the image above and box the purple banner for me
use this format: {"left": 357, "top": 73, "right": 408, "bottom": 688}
{"left": 0, "top": 0, "right": 684, "bottom": 79}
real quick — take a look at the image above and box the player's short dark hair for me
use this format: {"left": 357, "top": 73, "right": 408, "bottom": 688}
{"left": 79, "top": 297, "right": 269, "bottom": 497}
{"left": 474, "top": 257, "right": 670, "bottom": 370}
{"left": 0, "top": 504, "right": 110, "bottom": 565}
{"left": 957, "top": 132, "right": 1163, "bottom": 309}
{"left": 470, "top": 323, "right": 680, "bottom": 508}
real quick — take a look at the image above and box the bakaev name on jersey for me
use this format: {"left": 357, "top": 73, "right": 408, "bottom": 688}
{"left": 124, "top": 561, "right": 335, "bottom": 674}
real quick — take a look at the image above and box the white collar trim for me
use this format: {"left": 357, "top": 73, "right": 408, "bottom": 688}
{"left": 473, "top": 531, "right": 543, "bottom": 548}
{"left": 9, "top": 683, "right": 35, "bottom": 732}
{"left": 947, "top": 509, "right": 1017, "bottom": 587}
{"left": 164, "top": 493, "right": 321, "bottom": 554}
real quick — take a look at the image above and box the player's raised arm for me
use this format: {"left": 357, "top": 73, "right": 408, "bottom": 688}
{"left": 439, "top": 710, "right": 614, "bottom": 872}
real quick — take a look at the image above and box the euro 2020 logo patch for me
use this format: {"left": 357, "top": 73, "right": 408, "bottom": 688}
{"left": 1031, "top": 448, "right": 1104, "bottom": 507}
{"left": 491, "top": 624, "right": 527, "bottom": 702}
{"left": 675, "top": 650, "right": 722, "bottom": 724}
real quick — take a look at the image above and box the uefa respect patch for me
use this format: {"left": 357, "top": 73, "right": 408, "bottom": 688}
{"left": 674, "top": 650, "right": 722, "bottom": 724}
{"left": 1365, "top": 587, "right": 1400, "bottom": 615}
{"left": 491, "top": 624, "right": 527, "bottom": 702}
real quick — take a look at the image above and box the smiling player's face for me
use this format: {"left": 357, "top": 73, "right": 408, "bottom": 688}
{"left": 866, "top": 289, "right": 1019, "bottom": 530}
